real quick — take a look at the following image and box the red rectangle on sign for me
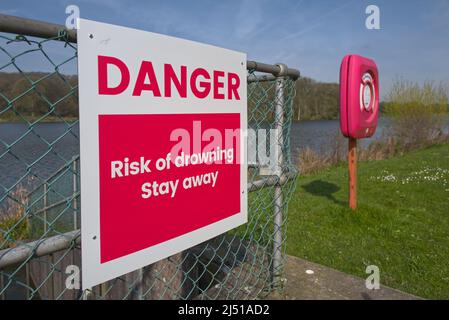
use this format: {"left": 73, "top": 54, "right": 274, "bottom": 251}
{"left": 98, "top": 113, "right": 241, "bottom": 263}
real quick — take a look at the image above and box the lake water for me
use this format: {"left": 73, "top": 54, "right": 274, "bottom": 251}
{"left": 0, "top": 122, "right": 80, "bottom": 192}
{"left": 0, "top": 118, "right": 393, "bottom": 194}
{"left": 289, "top": 118, "right": 391, "bottom": 161}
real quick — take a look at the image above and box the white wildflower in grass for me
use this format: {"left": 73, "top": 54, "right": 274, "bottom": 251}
{"left": 383, "top": 174, "right": 397, "bottom": 182}
{"left": 369, "top": 170, "right": 397, "bottom": 183}
{"left": 370, "top": 167, "right": 449, "bottom": 188}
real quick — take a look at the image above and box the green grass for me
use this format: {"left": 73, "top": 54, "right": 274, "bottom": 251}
{"left": 287, "top": 143, "right": 449, "bottom": 299}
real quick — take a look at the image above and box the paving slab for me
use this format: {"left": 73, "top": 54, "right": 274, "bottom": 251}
{"left": 267, "top": 255, "right": 422, "bottom": 300}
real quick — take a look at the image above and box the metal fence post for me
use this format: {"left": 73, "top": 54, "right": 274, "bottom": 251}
{"left": 26, "top": 263, "right": 31, "bottom": 299}
{"left": 72, "top": 158, "right": 79, "bottom": 299}
{"left": 72, "top": 159, "right": 78, "bottom": 230}
{"left": 135, "top": 268, "right": 144, "bottom": 300}
{"left": 0, "top": 272, "right": 4, "bottom": 300}
{"left": 43, "top": 183, "right": 48, "bottom": 234}
{"left": 272, "top": 64, "right": 287, "bottom": 287}
{"left": 50, "top": 253, "right": 55, "bottom": 299}
{"left": 82, "top": 288, "right": 92, "bottom": 300}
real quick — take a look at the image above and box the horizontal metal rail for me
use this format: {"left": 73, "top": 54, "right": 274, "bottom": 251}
{"left": 0, "top": 14, "right": 77, "bottom": 42}
{"left": 0, "top": 13, "right": 300, "bottom": 80}
{"left": 247, "top": 172, "right": 296, "bottom": 192}
{"left": 0, "top": 172, "right": 295, "bottom": 270}
{"left": 0, "top": 230, "right": 80, "bottom": 269}
{"left": 27, "top": 156, "right": 79, "bottom": 197}
{"left": 247, "top": 74, "right": 278, "bottom": 83}
{"left": 29, "top": 196, "right": 77, "bottom": 216}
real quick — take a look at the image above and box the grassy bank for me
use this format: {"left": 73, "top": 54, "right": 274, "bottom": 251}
{"left": 287, "top": 143, "right": 449, "bottom": 299}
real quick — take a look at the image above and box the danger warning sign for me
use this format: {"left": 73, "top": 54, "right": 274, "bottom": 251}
{"left": 77, "top": 19, "right": 247, "bottom": 289}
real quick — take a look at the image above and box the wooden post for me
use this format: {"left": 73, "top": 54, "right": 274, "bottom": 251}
{"left": 348, "top": 137, "right": 357, "bottom": 210}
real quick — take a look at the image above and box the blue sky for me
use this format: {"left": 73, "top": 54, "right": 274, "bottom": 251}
{"left": 1, "top": 0, "right": 449, "bottom": 96}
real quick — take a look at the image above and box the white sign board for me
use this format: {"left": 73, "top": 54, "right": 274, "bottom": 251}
{"left": 77, "top": 19, "right": 247, "bottom": 289}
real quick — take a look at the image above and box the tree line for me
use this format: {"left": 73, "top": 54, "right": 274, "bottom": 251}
{"left": 293, "top": 77, "right": 340, "bottom": 120}
{"left": 0, "top": 71, "right": 345, "bottom": 121}
{"left": 0, "top": 72, "right": 78, "bottom": 120}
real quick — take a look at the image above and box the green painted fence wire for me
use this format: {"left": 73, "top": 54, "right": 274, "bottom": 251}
{"left": 0, "top": 31, "right": 297, "bottom": 300}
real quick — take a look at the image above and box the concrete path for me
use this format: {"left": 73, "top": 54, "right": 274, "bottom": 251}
{"left": 268, "top": 255, "right": 422, "bottom": 300}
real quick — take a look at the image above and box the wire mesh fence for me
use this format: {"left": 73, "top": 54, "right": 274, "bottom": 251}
{"left": 0, "top": 15, "right": 299, "bottom": 300}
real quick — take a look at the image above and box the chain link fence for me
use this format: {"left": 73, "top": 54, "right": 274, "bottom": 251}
{"left": 0, "top": 14, "right": 299, "bottom": 300}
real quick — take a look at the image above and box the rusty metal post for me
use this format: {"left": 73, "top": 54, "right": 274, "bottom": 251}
{"left": 348, "top": 137, "right": 357, "bottom": 210}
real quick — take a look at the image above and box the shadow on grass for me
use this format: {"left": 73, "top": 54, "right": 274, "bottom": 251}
{"left": 301, "top": 180, "right": 345, "bottom": 206}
